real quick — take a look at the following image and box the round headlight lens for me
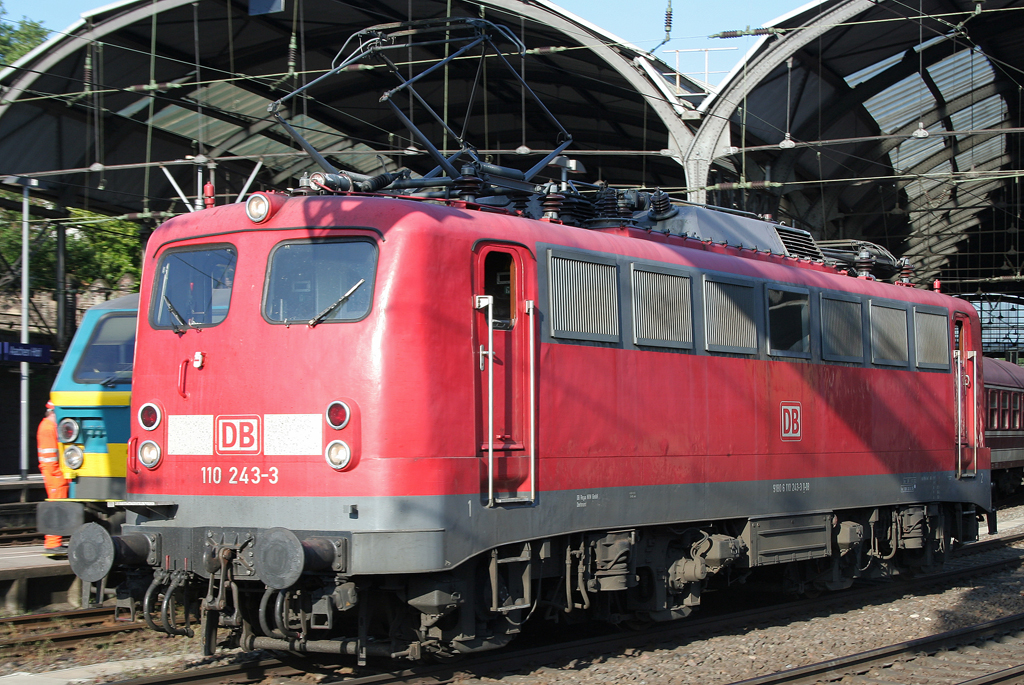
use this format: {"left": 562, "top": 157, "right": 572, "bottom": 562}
{"left": 57, "top": 418, "right": 80, "bottom": 443}
{"left": 326, "top": 401, "right": 350, "bottom": 430}
{"left": 138, "top": 403, "right": 161, "bottom": 431}
{"left": 63, "top": 445, "right": 84, "bottom": 470}
{"left": 138, "top": 440, "right": 162, "bottom": 469}
{"left": 325, "top": 440, "right": 351, "bottom": 470}
{"left": 245, "top": 193, "right": 270, "bottom": 223}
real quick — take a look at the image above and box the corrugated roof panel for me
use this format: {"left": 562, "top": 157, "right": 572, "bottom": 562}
{"left": 928, "top": 48, "right": 995, "bottom": 103}
{"left": 149, "top": 104, "right": 241, "bottom": 147}
{"left": 862, "top": 73, "right": 936, "bottom": 134}
{"left": 889, "top": 125, "right": 945, "bottom": 170}
{"left": 194, "top": 82, "right": 271, "bottom": 119}
{"left": 950, "top": 94, "right": 1006, "bottom": 132}
{"left": 956, "top": 135, "right": 1006, "bottom": 170}
{"left": 845, "top": 50, "right": 904, "bottom": 89}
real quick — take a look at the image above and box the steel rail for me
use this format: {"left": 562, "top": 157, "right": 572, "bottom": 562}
{"left": 0, "top": 607, "right": 114, "bottom": 629}
{"left": 723, "top": 612, "right": 1024, "bottom": 685}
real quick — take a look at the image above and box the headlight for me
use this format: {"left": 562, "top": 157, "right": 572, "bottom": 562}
{"left": 57, "top": 418, "right": 80, "bottom": 443}
{"left": 138, "top": 440, "right": 162, "bottom": 469}
{"left": 246, "top": 193, "right": 270, "bottom": 222}
{"left": 326, "top": 401, "right": 351, "bottom": 430}
{"left": 63, "top": 446, "right": 84, "bottom": 470}
{"left": 325, "top": 440, "right": 351, "bottom": 470}
{"left": 138, "top": 403, "right": 162, "bottom": 431}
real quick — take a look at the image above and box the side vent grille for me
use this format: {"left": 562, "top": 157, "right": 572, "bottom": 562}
{"left": 775, "top": 225, "right": 825, "bottom": 260}
{"left": 871, "top": 304, "right": 909, "bottom": 364}
{"left": 915, "top": 311, "right": 950, "bottom": 368}
{"left": 704, "top": 279, "right": 757, "bottom": 353}
{"left": 549, "top": 254, "right": 619, "bottom": 342}
{"left": 821, "top": 297, "right": 863, "bottom": 360}
{"left": 631, "top": 268, "right": 692, "bottom": 347}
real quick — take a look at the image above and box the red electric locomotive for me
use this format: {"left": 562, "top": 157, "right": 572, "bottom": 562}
{"left": 68, "top": 20, "right": 991, "bottom": 661}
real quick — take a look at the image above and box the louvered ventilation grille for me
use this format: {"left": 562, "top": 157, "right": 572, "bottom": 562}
{"left": 705, "top": 280, "right": 757, "bottom": 352}
{"left": 549, "top": 255, "right": 619, "bottom": 339}
{"left": 632, "top": 269, "right": 692, "bottom": 345}
{"left": 775, "top": 225, "right": 825, "bottom": 260}
{"left": 871, "top": 304, "right": 909, "bottom": 363}
{"left": 822, "top": 297, "right": 863, "bottom": 359}
{"left": 915, "top": 311, "right": 950, "bottom": 367}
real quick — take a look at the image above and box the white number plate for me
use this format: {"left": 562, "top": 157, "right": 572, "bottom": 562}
{"left": 201, "top": 466, "right": 279, "bottom": 484}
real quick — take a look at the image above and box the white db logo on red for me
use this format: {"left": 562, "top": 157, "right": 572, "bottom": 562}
{"left": 781, "top": 402, "right": 802, "bottom": 441}
{"left": 216, "top": 415, "right": 261, "bottom": 454}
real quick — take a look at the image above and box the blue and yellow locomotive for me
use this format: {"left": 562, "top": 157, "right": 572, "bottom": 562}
{"left": 36, "top": 294, "right": 137, "bottom": 538}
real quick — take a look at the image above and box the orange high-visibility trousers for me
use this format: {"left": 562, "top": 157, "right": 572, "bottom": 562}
{"left": 37, "top": 417, "right": 67, "bottom": 550}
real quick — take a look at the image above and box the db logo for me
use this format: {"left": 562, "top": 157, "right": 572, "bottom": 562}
{"left": 216, "top": 415, "right": 261, "bottom": 455}
{"left": 781, "top": 402, "right": 802, "bottom": 441}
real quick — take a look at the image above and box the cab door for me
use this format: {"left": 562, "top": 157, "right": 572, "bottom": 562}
{"left": 953, "top": 314, "right": 977, "bottom": 478}
{"left": 473, "top": 244, "right": 536, "bottom": 506}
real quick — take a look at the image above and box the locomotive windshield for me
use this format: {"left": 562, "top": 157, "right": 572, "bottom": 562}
{"left": 152, "top": 245, "right": 237, "bottom": 330}
{"left": 263, "top": 239, "right": 376, "bottom": 324}
{"left": 73, "top": 312, "right": 137, "bottom": 385}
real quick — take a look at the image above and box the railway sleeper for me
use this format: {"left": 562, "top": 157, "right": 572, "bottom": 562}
{"left": 69, "top": 502, "right": 983, "bottom": 661}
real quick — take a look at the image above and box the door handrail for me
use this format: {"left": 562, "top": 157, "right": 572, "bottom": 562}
{"left": 475, "top": 295, "right": 495, "bottom": 506}
{"left": 966, "top": 350, "right": 977, "bottom": 478}
{"left": 955, "top": 349, "right": 963, "bottom": 479}
{"left": 477, "top": 296, "right": 537, "bottom": 507}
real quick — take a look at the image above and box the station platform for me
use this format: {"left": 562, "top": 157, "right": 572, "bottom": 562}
{"left": 0, "top": 474, "right": 45, "bottom": 505}
{"left": 0, "top": 544, "right": 78, "bottom": 613}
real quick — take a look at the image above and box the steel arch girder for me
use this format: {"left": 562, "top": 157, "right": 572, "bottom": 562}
{"left": 683, "top": 0, "right": 876, "bottom": 203}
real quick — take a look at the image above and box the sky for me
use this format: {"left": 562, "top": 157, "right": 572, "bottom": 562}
{"left": 1, "top": 0, "right": 805, "bottom": 88}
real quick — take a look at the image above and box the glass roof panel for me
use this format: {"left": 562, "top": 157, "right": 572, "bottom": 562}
{"left": 862, "top": 73, "right": 936, "bottom": 134}
{"left": 928, "top": 47, "right": 994, "bottom": 104}
{"left": 956, "top": 135, "right": 1006, "bottom": 171}
{"left": 889, "top": 124, "right": 945, "bottom": 171}
{"left": 950, "top": 95, "right": 1006, "bottom": 133}
{"left": 844, "top": 50, "right": 904, "bottom": 89}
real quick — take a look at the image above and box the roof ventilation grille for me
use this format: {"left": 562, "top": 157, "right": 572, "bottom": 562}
{"left": 774, "top": 225, "right": 825, "bottom": 260}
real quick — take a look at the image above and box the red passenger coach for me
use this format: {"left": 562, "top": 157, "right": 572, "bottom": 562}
{"left": 67, "top": 19, "right": 992, "bottom": 662}
{"left": 984, "top": 357, "right": 1024, "bottom": 495}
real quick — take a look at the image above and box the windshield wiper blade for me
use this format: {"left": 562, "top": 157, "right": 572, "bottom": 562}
{"left": 101, "top": 370, "right": 132, "bottom": 387}
{"left": 308, "top": 278, "right": 365, "bottom": 328}
{"left": 163, "top": 295, "right": 187, "bottom": 334}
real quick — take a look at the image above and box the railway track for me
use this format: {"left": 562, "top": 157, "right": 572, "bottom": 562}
{"left": 0, "top": 607, "right": 144, "bottom": 653}
{"left": 726, "top": 613, "right": 1024, "bottom": 685}
{"left": 7, "top": 528, "right": 1022, "bottom": 683}
{"left": 100, "top": 542, "right": 1024, "bottom": 685}
{"left": 0, "top": 526, "right": 42, "bottom": 546}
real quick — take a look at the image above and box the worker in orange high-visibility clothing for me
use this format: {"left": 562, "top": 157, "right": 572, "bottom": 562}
{"left": 37, "top": 401, "right": 68, "bottom": 553}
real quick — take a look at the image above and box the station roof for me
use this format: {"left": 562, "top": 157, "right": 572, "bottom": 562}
{"left": 4, "top": 0, "right": 1024, "bottom": 299}
{"left": 686, "top": 0, "right": 1024, "bottom": 294}
{"left": 0, "top": 0, "right": 701, "bottom": 218}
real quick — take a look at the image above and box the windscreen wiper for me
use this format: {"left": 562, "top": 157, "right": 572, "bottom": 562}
{"left": 163, "top": 295, "right": 187, "bottom": 335}
{"left": 101, "top": 370, "right": 132, "bottom": 387}
{"left": 308, "top": 279, "right": 365, "bottom": 328}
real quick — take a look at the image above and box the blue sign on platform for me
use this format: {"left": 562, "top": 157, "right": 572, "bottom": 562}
{"left": 5, "top": 343, "right": 51, "bottom": 364}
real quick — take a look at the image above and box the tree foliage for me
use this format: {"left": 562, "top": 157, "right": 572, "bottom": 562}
{"left": 0, "top": 192, "right": 142, "bottom": 293}
{"left": 0, "top": 5, "right": 139, "bottom": 293}
{"left": 0, "top": 1, "right": 49, "bottom": 65}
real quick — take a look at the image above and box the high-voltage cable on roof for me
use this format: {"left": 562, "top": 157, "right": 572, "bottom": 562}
{"left": 267, "top": 18, "right": 573, "bottom": 196}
